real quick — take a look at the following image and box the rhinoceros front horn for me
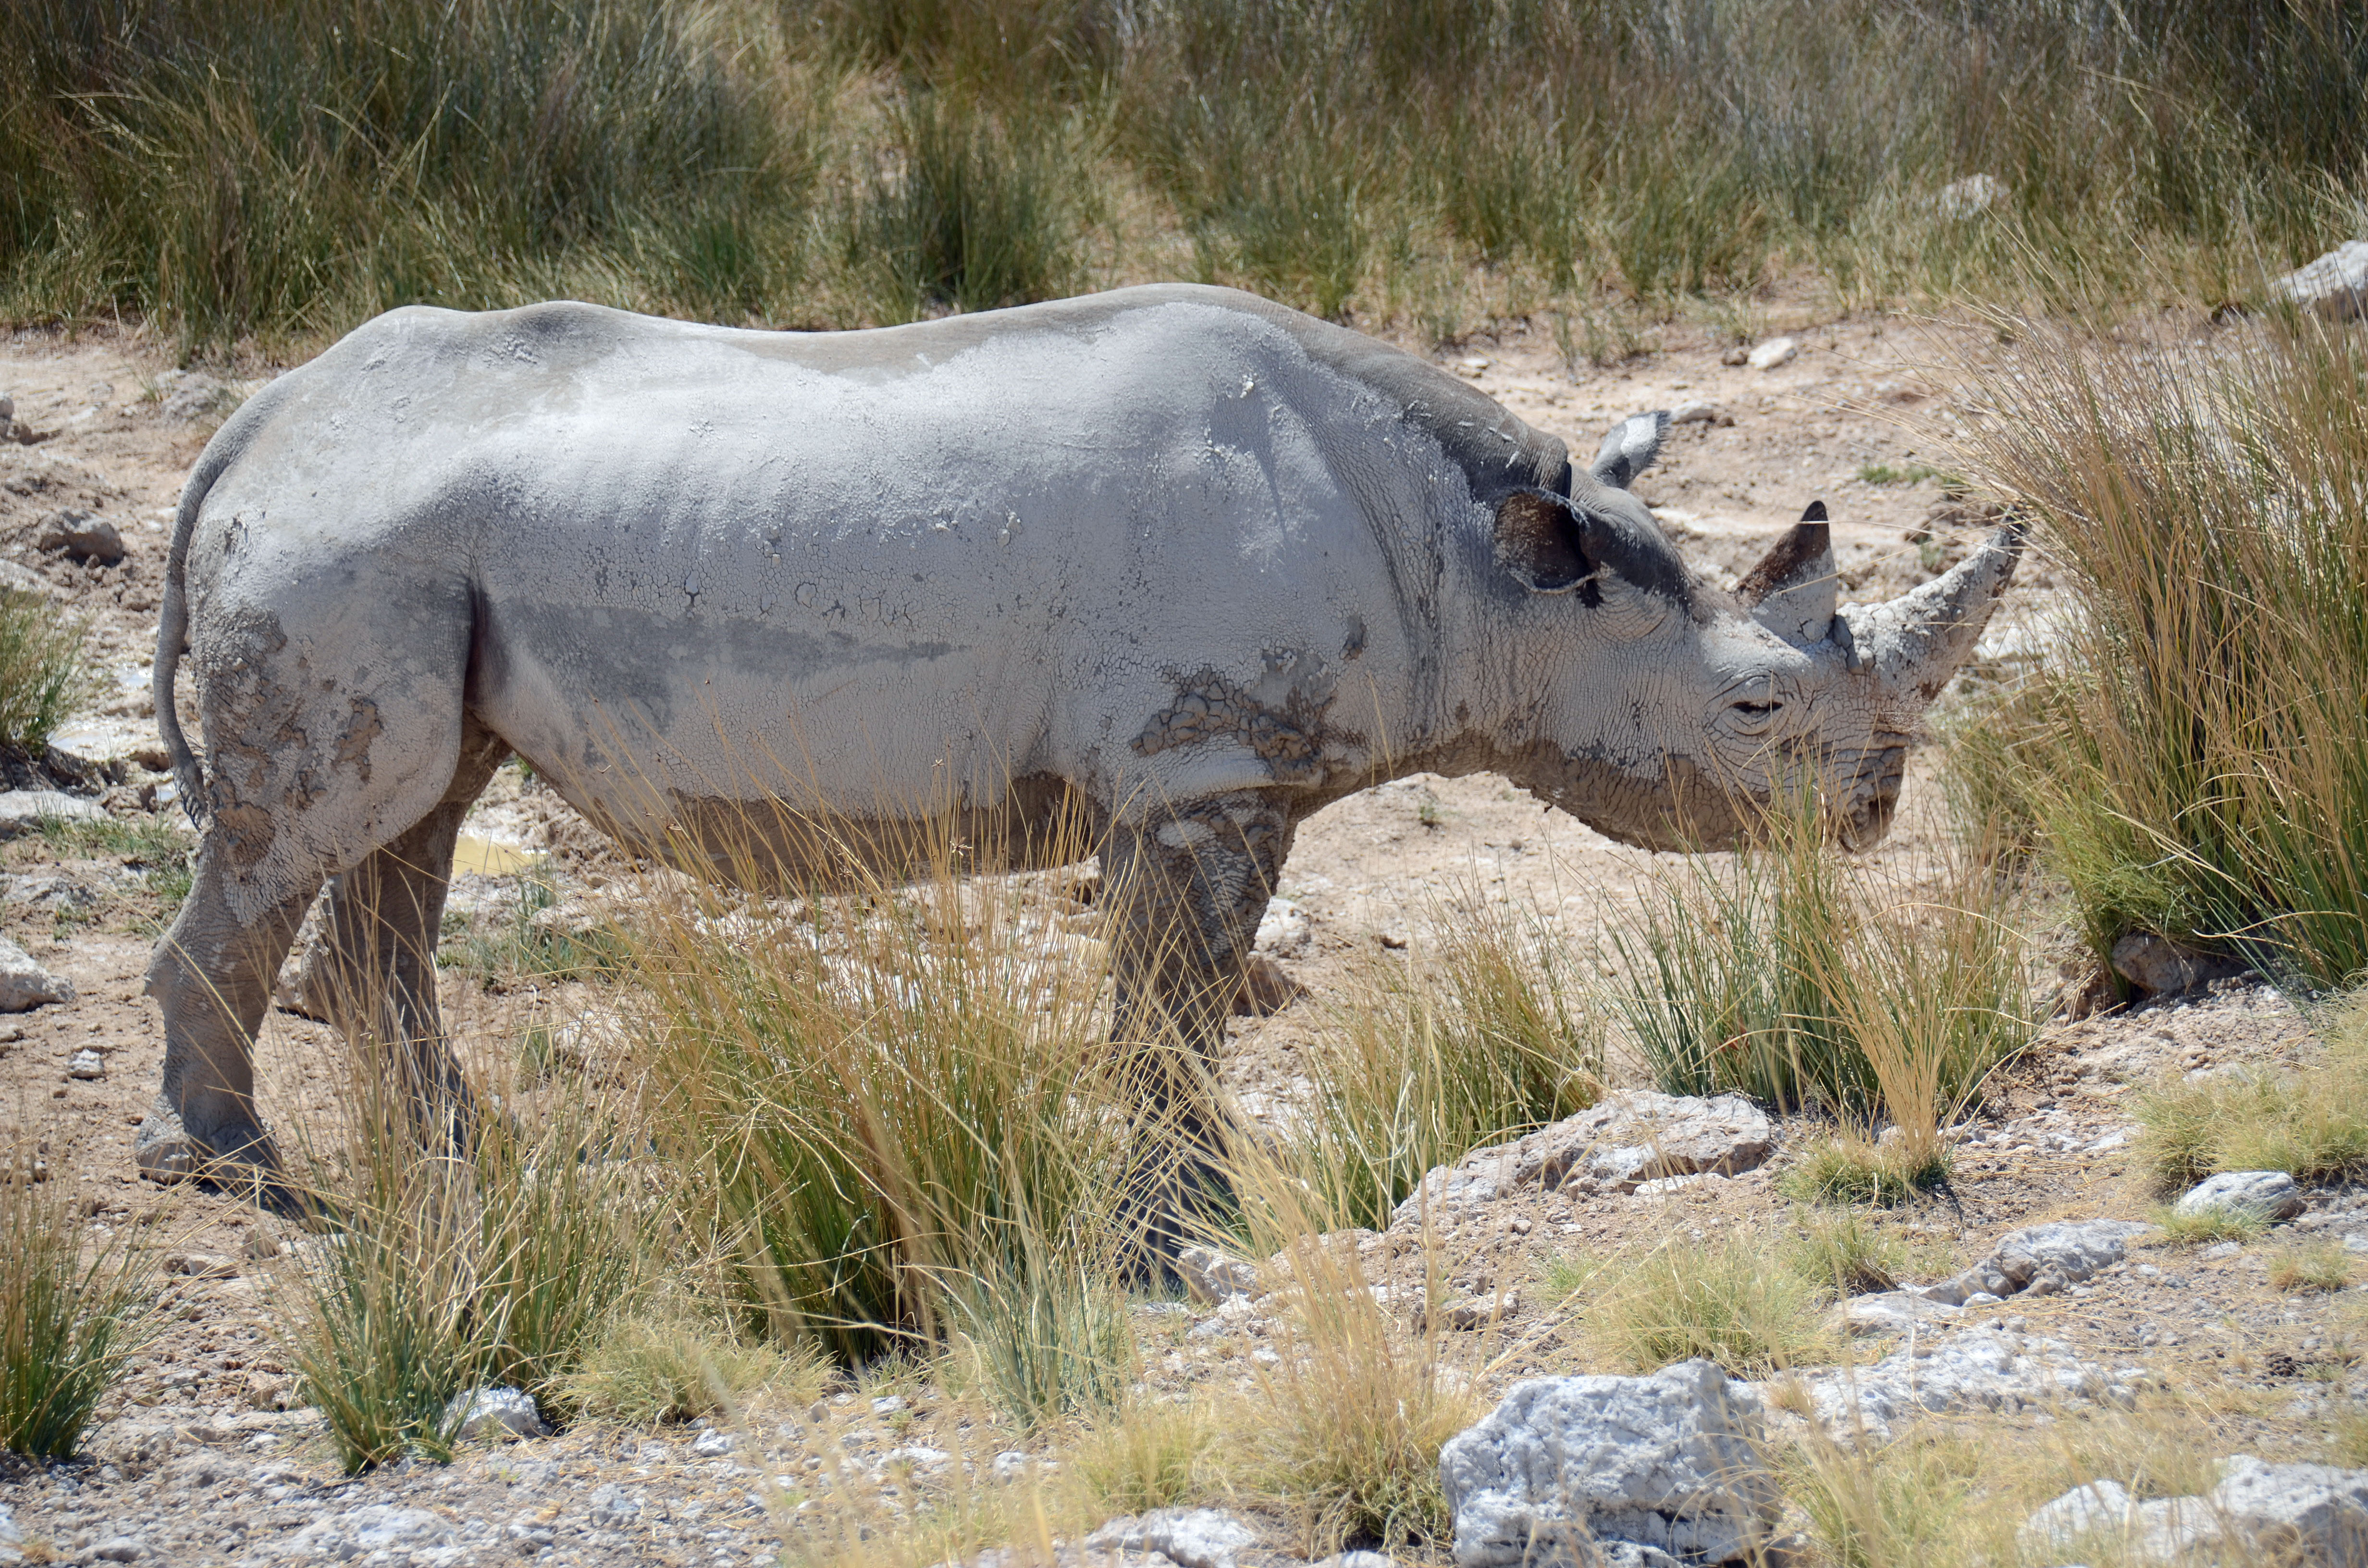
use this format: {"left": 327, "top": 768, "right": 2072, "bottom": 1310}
{"left": 1843, "top": 519, "right": 2027, "bottom": 703}
{"left": 1738, "top": 501, "right": 1839, "bottom": 647}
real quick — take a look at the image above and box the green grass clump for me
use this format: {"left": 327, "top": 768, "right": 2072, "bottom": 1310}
{"left": 0, "top": 1163, "right": 159, "bottom": 1458}
{"left": 629, "top": 808, "right": 1131, "bottom": 1374}
{"left": 1585, "top": 1233, "right": 1829, "bottom": 1376}
{"left": 0, "top": 590, "right": 93, "bottom": 754}
{"left": 1957, "top": 320, "right": 2368, "bottom": 989}
{"left": 1857, "top": 463, "right": 1955, "bottom": 487}
{"left": 1609, "top": 791, "right": 2032, "bottom": 1153}
{"left": 1785, "top": 1208, "right": 1917, "bottom": 1296}
{"left": 2149, "top": 1205, "right": 2266, "bottom": 1248}
{"left": 2131, "top": 993, "right": 2368, "bottom": 1194}
{"left": 2268, "top": 1241, "right": 2355, "bottom": 1294}
{"left": 560, "top": 1301, "right": 824, "bottom": 1426}
{"left": 1781, "top": 1136, "right": 1951, "bottom": 1208}
{"left": 1288, "top": 895, "right": 1602, "bottom": 1231}
{"left": 946, "top": 1249, "right": 1135, "bottom": 1433}
{"left": 291, "top": 1083, "right": 645, "bottom": 1470}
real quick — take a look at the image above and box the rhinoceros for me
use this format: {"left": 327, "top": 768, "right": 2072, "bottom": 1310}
{"left": 139, "top": 282, "right": 2017, "bottom": 1230}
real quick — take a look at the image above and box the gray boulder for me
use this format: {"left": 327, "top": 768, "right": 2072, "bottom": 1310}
{"left": 35, "top": 509, "right": 124, "bottom": 564}
{"left": 2110, "top": 931, "right": 2246, "bottom": 994}
{"left": 0, "top": 790, "right": 105, "bottom": 838}
{"left": 1439, "top": 1359, "right": 1779, "bottom": 1566}
{"left": 444, "top": 1385, "right": 545, "bottom": 1442}
{"left": 1085, "top": 1508, "right": 1260, "bottom": 1568}
{"left": 1920, "top": 1218, "right": 2152, "bottom": 1305}
{"left": 1833, "top": 1289, "right": 1961, "bottom": 1337}
{"left": 2173, "top": 1171, "right": 2304, "bottom": 1225}
{"left": 0, "top": 936, "right": 73, "bottom": 1011}
{"left": 2273, "top": 240, "right": 2368, "bottom": 321}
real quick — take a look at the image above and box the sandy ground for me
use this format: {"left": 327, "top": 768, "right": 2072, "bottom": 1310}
{"left": 0, "top": 295, "right": 2359, "bottom": 1568}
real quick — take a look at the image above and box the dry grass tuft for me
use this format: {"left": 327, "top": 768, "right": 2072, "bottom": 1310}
{"left": 2267, "top": 1241, "right": 2356, "bottom": 1295}
{"left": 2132, "top": 989, "right": 2368, "bottom": 1195}
{"left": 560, "top": 1299, "right": 826, "bottom": 1427}
{"left": 1289, "top": 892, "right": 1602, "bottom": 1230}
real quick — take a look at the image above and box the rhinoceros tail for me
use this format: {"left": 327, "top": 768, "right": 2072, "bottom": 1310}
{"left": 154, "top": 472, "right": 208, "bottom": 831}
{"left": 155, "top": 408, "right": 262, "bottom": 832}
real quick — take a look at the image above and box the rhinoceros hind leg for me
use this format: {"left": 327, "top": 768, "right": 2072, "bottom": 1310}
{"left": 1103, "top": 791, "right": 1295, "bottom": 1266}
{"left": 139, "top": 841, "right": 321, "bottom": 1188}
{"left": 304, "top": 723, "right": 509, "bottom": 1145}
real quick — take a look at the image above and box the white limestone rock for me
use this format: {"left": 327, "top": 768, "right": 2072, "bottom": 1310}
{"left": 444, "top": 1385, "right": 546, "bottom": 1442}
{"left": 1176, "top": 1246, "right": 1261, "bottom": 1305}
{"left": 0, "top": 936, "right": 73, "bottom": 1012}
{"left": 2173, "top": 1170, "right": 2305, "bottom": 1225}
{"left": 1746, "top": 337, "right": 1799, "bottom": 371}
{"left": 1439, "top": 1359, "right": 1779, "bottom": 1566}
{"left": 1391, "top": 1092, "right": 1774, "bottom": 1225}
{"left": 2020, "top": 1456, "right": 2368, "bottom": 1563}
{"left": 1787, "top": 1326, "right": 2126, "bottom": 1441}
{"left": 0, "top": 789, "right": 104, "bottom": 838}
{"left": 2273, "top": 239, "right": 2368, "bottom": 321}
{"left": 1085, "top": 1508, "right": 1260, "bottom": 1568}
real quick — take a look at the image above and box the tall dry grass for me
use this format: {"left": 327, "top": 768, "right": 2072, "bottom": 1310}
{"left": 1607, "top": 790, "right": 2034, "bottom": 1149}
{"left": 285, "top": 1047, "right": 648, "bottom": 1470}
{"left": 1956, "top": 317, "right": 2368, "bottom": 991}
{"left": 7, "top": 1, "right": 2368, "bottom": 346}
{"left": 1285, "top": 894, "right": 1603, "bottom": 1230}
{"left": 621, "top": 802, "right": 1139, "bottom": 1430}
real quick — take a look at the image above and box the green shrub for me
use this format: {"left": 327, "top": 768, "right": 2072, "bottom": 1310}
{"left": 0, "top": 1163, "right": 159, "bottom": 1458}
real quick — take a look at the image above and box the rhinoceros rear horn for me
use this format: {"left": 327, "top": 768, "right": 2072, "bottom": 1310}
{"left": 1737, "top": 501, "right": 1839, "bottom": 646}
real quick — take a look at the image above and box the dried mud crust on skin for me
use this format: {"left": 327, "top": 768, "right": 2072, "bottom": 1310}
{"left": 1, "top": 305, "right": 2357, "bottom": 1565}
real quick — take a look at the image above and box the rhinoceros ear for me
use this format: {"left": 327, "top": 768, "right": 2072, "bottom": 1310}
{"left": 1737, "top": 500, "right": 1840, "bottom": 646}
{"left": 1493, "top": 490, "right": 1590, "bottom": 592}
{"left": 1589, "top": 410, "right": 1670, "bottom": 490}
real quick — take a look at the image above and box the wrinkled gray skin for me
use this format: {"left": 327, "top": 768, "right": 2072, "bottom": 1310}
{"left": 139, "top": 284, "right": 2017, "bottom": 1246}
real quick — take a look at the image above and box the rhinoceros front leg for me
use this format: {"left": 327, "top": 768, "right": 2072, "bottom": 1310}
{"left": 1103, "top": 791, "right": 1294, "bottom": 1263}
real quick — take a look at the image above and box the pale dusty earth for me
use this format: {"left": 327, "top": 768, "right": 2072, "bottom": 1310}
{"left": 0, "top": 292, "right": 2360, "bottom": 1568}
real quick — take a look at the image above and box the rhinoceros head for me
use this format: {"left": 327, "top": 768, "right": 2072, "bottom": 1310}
{"left": 1491, "top": 414, "right": 2021, "bottom": 852}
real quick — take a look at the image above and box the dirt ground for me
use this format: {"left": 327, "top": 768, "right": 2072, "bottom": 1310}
{"left": 0, "top": 295, "right": 2359, "bottom": 1568}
